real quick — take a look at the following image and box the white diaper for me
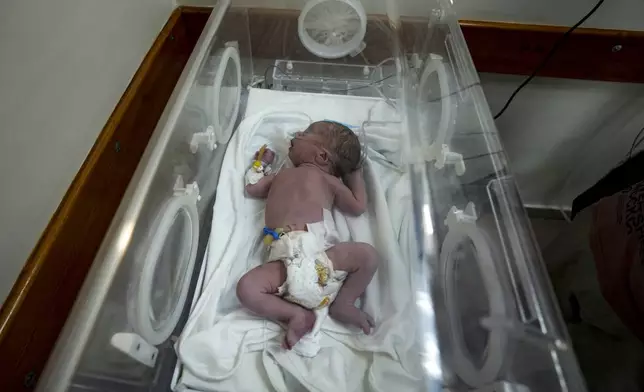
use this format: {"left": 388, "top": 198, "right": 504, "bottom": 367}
{"left": 267, "top": 210, "right": 345, "bottom": 309}
{"left": 266, "top": 210, "right": 346, "bottom": 357}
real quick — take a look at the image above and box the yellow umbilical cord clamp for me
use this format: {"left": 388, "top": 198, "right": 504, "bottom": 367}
{"left": 252, "top": 144, "right": 267, "bottom": 171}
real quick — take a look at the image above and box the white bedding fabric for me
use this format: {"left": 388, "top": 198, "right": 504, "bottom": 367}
{"left": 176, "top": 89, "right": 423, "bottom": 392}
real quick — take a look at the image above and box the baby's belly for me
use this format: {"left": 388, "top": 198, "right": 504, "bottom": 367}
{"left": 264, "top": 198, "right": 327, "bottom": 229}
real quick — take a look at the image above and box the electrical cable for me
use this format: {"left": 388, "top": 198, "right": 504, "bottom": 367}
{"left": 427, "top": 82, "right": 481, "bottom": 104}
{"left": 463, "top": 151, "right": 503, "bottom": 161}
{"left": 262, "top": 64, "right": 291, "bottom": 88}
{"left": 627, "top": 126, "right": 644, "bottom": 159}
{"left": 329, "top": 75, "right": 395, "bottom": 92}
{"left": 493, "top": 0, "right": 606, "bottom": 120}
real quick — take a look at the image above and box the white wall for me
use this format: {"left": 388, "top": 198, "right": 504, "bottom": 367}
{"left": 0, "top": 0, "right": 173, "bottom": 305}
{"left": 481, "top": 74, "right": 644, "bottom": 207}
{"left": 453, "top": 0, "right": 644, "bottom": 30}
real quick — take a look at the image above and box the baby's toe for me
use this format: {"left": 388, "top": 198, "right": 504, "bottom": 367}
{"left": 365, "top": 312, "right": 375, "bottom": 328}
{"left": 360, "top": 312, "right": 375, "bottom": 334}
{"left": 284, "top": 331, "right": 297, "bottom": 350}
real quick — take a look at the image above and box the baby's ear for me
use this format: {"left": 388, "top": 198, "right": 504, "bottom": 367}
{"left": 315, "top": 150, "right": 332, "bottom": 170}
{"left": 317, "top": 150, "right": 329, "bottom": 163}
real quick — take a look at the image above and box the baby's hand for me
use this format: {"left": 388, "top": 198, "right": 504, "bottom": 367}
{"left": 254, "top": 148, "right": 276, "bottom": 164}
{"left": 343, "top": 168, "right": 363, "bottom": 185}
{"left": 263, "top": 149, "right": 276, "bottom": 164}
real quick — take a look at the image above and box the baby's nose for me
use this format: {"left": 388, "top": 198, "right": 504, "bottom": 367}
{"left": 295, "top": 131, "right": 303, "bottom": 137}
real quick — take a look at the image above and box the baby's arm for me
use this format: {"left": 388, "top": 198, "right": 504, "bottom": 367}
{"left": 245, "top": 173, "right": 275, "bottom": 199}
{"left": 331, "top": 170, "right": 367, "bottom": 216}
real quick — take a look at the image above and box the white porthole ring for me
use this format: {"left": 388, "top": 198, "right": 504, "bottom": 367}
{"left": 419, "top": 54, "right": 454, "bottom": 149}
{"left": 133, "top": 193, "right": 200, "bottom": 345}
{"left": 212, "top": 45, "right": 242, "bottom": 143}
{"left": 298, "top": 0, "right": 367, "bottom": 59}
{"left": 440, "top": 204, "right": 507, "bottom": 387}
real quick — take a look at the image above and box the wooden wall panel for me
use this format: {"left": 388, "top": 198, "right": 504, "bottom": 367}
{"left": 461, "top": 21, "right": 644, "bottom": 83}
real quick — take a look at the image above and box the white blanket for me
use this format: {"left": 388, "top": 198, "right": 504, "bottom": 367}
{"left": 176, "top": 89, "right": 423, "bottom": 392}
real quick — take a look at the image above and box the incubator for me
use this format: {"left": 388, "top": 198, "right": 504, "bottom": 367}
{"left": 38, "top": 0, "right": 587, "bottom": 391}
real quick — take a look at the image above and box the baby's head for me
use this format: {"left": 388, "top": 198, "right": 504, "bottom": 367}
{"left": 289, "top": 121, "right": 362, "bottom": 177}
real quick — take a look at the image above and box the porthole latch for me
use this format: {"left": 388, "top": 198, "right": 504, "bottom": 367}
{"left": 173, "top": 175, "right": 200, "bottom": 201}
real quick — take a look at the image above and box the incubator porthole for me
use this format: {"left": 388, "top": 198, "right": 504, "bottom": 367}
{"left": 419, "top": 56, "right": 455, "bottom": 145}
{"left": 211, "top": 45, "right": 242, "bottom": 143}
{"left": 188, "top": 45, "right": 241, "bottom": 147}
{"left": 130, "top": 193, "right": 200, "bottom": 345}
{"left": 441, "top": 207, "right": 507, "bottom": 387}
{"left": 418, "top": 65, "right": 442, "bottom": 146}
{"left": 453, "top": 239, "right": 491, "bottom": 370}
{"left": 149, "top": 210, "right": 191, "bottom": 329}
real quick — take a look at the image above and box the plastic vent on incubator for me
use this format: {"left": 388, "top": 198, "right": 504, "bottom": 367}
{"left": 298, "top": 0, "right": 367, "bottom": 59}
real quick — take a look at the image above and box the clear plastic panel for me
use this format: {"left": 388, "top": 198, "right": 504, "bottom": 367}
{"left": 218, "top": 58, "right": 240, "bottom": 132}
{"left": 454, "top": 238, "right": 491, "bottom": 370}
{"left": 37, "top": 3, "right": 253, "bottom": 391}
{"left": 247, "top": 0, "right": 584, "bottom": 388}
{"left": 400, "top": 1, "right": 586, "bottom": 390}
{"left": 149, "top": 208, "right": 192, "bottom": 330}
{"left": 39, "top": 1, "right": 587, "bottom": 391}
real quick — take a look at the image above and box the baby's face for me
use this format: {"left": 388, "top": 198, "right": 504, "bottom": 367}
{"left": 288, "top": 123, "right": 333, "bottom": 167}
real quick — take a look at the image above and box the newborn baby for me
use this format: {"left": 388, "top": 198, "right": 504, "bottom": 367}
{"left": 237, "top": 121, "right": 378, "bottom": 350}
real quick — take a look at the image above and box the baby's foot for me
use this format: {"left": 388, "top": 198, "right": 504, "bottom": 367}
{"left": 284, "top": 308, "right": 316, "bottom": 350}
{"left": 329, "top": 302, "right": 375, "bottom": 334}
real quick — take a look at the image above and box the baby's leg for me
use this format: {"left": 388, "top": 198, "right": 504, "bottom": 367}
{"left": 326, "top": 242, "right": 379, "bottom": 334}
{"left": 236, "top": 261, "right": 316, "bottom": 349}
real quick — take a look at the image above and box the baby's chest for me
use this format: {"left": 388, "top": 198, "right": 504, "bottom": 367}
{"left": 273, "top": 172, "right": 333, "bottom": 199}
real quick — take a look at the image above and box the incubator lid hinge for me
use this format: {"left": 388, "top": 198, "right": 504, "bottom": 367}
{"left": 445, "top": 202, "right": 477, "bottom": 228}
{"left": 426, "top": 143, "right": 466, "bottom": 176}
{"left": 173, "top": 175, "right": 201, "bottom": 201}
{"left": 190, "top": 125, "right": 217, "bottom": 153}
{"left": 224, "top": 40, "right": 238, "bottom": 49}
{"left": 110, "top": 332, "right": 159, "bottom": 368}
